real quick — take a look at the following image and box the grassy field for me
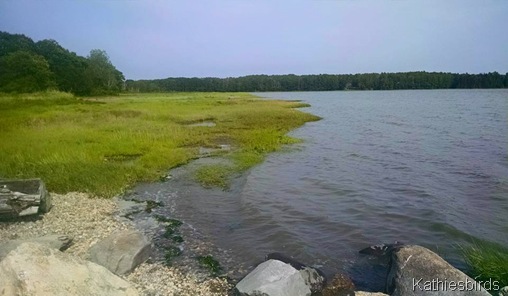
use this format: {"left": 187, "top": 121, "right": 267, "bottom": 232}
{"left": 0, "top": 91, "right": 320, "bottom": 197}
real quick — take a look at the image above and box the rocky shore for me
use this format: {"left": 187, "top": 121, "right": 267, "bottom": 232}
{"left": 0, "top": 192, "right": 231, "bottom": 295}
{"left": 1, "top": 192, "right": 504, "bottom": 296}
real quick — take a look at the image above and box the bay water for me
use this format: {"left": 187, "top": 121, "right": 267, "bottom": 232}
{"left": 128, "top": 89, "right": 508, "bottom": 290}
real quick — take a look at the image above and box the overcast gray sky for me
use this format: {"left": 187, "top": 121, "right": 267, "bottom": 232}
{"left": 1, "top": 0, "right": 507, "bottom": 80}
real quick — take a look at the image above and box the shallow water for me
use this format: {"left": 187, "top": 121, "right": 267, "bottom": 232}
{"left": 126, "top": 89, "right": 508, "bottom": 291}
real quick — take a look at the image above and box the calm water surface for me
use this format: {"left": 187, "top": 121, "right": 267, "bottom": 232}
{"left": 129, "top": 90, "right": 508, "bottom": 290}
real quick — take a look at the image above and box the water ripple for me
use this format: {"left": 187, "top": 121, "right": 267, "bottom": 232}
{"left": 129, "top": 90, "right": 508, "bottom": 291}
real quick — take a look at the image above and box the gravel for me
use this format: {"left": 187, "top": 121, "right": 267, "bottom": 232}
{"left": 128, "top": 263, "right": 231, "bottom": 296}
{"left": 0, "top": 192, "right": 232, "bottom": 296}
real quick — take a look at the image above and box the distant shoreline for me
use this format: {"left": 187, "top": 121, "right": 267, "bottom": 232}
{"left": 125, "top": 71, "right": 508, "bottom": 93}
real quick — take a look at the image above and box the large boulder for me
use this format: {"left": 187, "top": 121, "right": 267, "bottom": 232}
{"left": 0, "top": 242, "right": 138, "bottom": 296}
{"left": 387, "top": 245, "right": 490, "bottom": 296}
{"left": 89, "top": 229, "right": 151, "bottom": 275}
{"left": 235, "top": 254, "right": 326, "bottom": 296}
{"left": 0, "top": 234, "right": 72, "bottom": 260}
{"left": 265, "top": 252, "right": 326, "bottom": 294}
{"left": 235, "top": 259, "right": 312, "bottom": 296}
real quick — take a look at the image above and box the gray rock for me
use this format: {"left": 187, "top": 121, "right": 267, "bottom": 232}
{"left": 0, "top": 242, "right": 138, "bottom": 296}
{"left": 298, "top": 266, "right": 326, "bottom": 294}
{"left": 0, "top": 178, "right": 51, "bottom": 219}
{"left": 265, "top": 252, "right": 326, "bottom": 294}
{"left": 387, "top": 245, "right": 491, "bottom": 296}
{"left": 359, "top": 241, "right": 404, "bottom": 257}
{"left": 356, "top": 292, "right": 389, "bottom": 296}
{"left": 235, "top": 257, "right": 326, "bottom": 296}
{"left": 499, "top": 286, "right": 508, "bottom": 296}
{"left": 0, "top": 234, "right": 72, "bottom": 260}
{"left": 236, "top": 259, "right": 311, "bottom": 296}
{"left": 89, "top": 229, "right": 151, "bottom": 275}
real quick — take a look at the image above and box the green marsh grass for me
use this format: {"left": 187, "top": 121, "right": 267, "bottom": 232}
{"left": 0, "top": 91, "right": 320, "bottom": 197}
{"left": 194, "top": 164, "right": 232, "bottom": 189}
{"left": 460, "top": 240, "right": 508, "bottom": 291}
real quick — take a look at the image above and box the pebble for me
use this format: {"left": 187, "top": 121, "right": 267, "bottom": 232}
{"left": 0, "top": 192, "right": 232, "bottom": 295}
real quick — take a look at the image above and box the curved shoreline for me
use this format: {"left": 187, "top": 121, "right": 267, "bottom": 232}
{"left": 0, "top": 191, "right": 392, "bottom": 295}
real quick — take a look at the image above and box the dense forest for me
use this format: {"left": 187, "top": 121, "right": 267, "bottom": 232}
{"left": 0, "top": 31, "right": 124, "bottom": 95}
{"left": 1, "top": 31, "right": 507, "bottom": 95}
{"left": 126, "top": 71, "right": 508, "bottom": 93}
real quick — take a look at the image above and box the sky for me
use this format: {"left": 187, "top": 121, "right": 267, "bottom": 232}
{"left": 1, "top": 0, "right": 507, "bottom": 80}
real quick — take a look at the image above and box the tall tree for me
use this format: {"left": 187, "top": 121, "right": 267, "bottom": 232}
{"left": 0, "top": 32, "right": 36, "bottom": 57}
{"left": 0, "top": 51, "right": 56, "bottom": 92}
{"left": 35, "top": 39, "right": 89, "bottom": 94}
{"left": 84, "top": 49, "right": 124, "bottom": 95}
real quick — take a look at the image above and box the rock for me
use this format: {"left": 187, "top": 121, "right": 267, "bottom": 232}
{"left": 89, "top": 229, "right": 151, "bottom": 275}
{"left": 359, "top": 241, "right": 404, "bottom": 257}
{"left": 0, "top": 178, "right": 51, "bottom": 220}
{"left": 322, "top": 273, "right": 355, "bottom": 296}
{"left": 387, "top": 245, "right": 490, "bottom": 295}
{"left": 299, "top": 265, "right": 327, "bottom": 294}
{"left": 0, "top": 242, "right": 138, "bottom": 295}
{"left": 266, "top": 252, "right": 326, "bottom": 293}
{"left": 499, "top": 286, "right": 508, "bottom": 296}
{"left": 0, "top": 234, "right": 72, "bottom": 260}
{"left": 235, "top": 255, "right": 326, "bottom": 296}
{"left": 266, "top": 252, "right": 308, "bottom": 270}
{"left": 235, "top": 259, "right": 311, "bottom": 296}
{"left": 355, "top": 292, "right": 389, "bottom": 296}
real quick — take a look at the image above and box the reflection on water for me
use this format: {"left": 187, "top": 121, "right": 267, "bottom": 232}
{"left": 127, "top": 89, "right": 508, "bottom": 291}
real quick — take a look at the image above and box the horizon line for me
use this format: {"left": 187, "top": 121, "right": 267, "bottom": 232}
{"left": 128, "top": 70, "right": 508, "bottom": 81}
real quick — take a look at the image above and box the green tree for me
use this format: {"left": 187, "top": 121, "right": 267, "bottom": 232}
{"left": 0, "top": 31, "right": 36, "bottom": 57}
{"left": 35, "top": 39, "right": 89, "bottom": 94}
{"left": 84, "top": 49, "right": 124, "bottom": 95}
{"left": 0, "top": 51, "right": 56, "bottom": 92}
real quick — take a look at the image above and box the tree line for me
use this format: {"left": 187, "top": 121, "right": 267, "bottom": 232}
{"left": 126, "top": 71, "right": 508, "bottom": 93}
{"left": 2, "top": 31, "right": 507, "bottom": 95}
{"left": 0, "top": 31, "right": 124, "bottom": 95}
